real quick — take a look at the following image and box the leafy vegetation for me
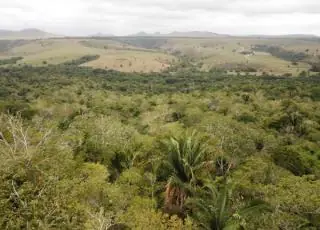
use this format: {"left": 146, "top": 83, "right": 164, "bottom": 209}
{"left": 253, "top": 45, "right": 308, "bottom": 62}
{"left": 0, "top": 40, "right": 29, "bottom": 52}
{"left": 0, "top": 56, "right": 23, "bottom": 65}
{"left": 111, "top": 37, "right": 168, "bottom": 49}
{"left": 0, "top": 59, "right": 319, "bottom": 229}
{"left": 62, "top": 55, "right": 100, "bottom": 66}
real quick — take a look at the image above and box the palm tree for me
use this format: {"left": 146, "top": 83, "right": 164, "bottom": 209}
{"left": 162, "top": 131, "right": 208, "bottom": 214}
{"left": 188, "top": 182, "right": 271, "bottom": 230}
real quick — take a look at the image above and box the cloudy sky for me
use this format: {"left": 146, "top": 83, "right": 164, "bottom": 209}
{"left": 0, "top": 0, "right": 320, "bottom": 36}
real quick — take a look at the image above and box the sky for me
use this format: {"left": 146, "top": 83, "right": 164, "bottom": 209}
{"left": 0, "top": 0, "right": 320, "bottom": 36}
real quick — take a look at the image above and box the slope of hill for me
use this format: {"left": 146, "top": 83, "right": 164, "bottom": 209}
{"left": 0, "top": 28, "right": 58, "bottom": 40}
{"left": 0, "top": 38, "right": 176, "bottom": 72}
{"left": 1, "top": 36, "right": 318, "bottom": 75}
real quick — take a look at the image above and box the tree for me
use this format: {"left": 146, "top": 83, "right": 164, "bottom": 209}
{"left": 0, "top": 115, "right": 110, "bottom": 229}
{"left": 188, "top": 182, "right": 271, "bottom": 230}
{"left": 299, "top": 70, "right": 307, "bottom": 77}
{"left": 161, "top": 131, "right": 208, "bottom": 214}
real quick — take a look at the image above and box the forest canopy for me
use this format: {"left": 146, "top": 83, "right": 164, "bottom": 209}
{"left": 0, "top": 64, "right": 319, "bottom": 229}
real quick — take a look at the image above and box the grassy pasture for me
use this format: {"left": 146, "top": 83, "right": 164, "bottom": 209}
{"left": 82, "top": 50, "right": 174, "bottom": 72}
{"left": 2, "top": 38, "right": 176, "bottom": 72}
{"left": 0, "top": 36, "right": 318, "bottom": 74}
{"left": 160, "top": 37, "right": 317, "bottom": 75}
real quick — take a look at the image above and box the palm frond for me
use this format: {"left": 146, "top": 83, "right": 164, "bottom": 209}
{"left": 237, "top": 199, "right": 272, "bottom": 218}
{"left": 223, "top": 222, "right": 243, "bottom": 230}
{"left": 162, "top": 131, "right": 209, "bottom": 213}
{"left": 216, "top": 186, "right": 230, "bottom": 229}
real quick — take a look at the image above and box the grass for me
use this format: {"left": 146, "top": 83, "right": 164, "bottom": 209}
{"left": 3, "top": 39, "right": 176, "bottom": 72}
{"left": 82, "top": 50, "right": 174, "bottom": 72}
{"left": 0, "top": 36, "right": 318, "bottom": 75}
{"left": 159, "top": 37, "right": 316, "bottom": 75}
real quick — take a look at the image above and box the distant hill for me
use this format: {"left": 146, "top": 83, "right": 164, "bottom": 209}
{"left": 132, "top": 32, "right": 150, "bottom": 37}
{"left": 90, "top": 32, "right": 114, "bottom": 37}
{"left": 278, "top": 34, "right": 319, "bottom": 38}
{"left": 0, "top": 28, "right": 58, "bottom": 39}
{"left": 167, "top": 31, "right": 226, "bottom": 37}
{"left": 129, "top": 31, "right": 319, "bottom": 39}
{"left": 130, "top": 31, "right": 227, "bottom": 38}
{"left": 242, "top": 34, "right": 319, "bottom": 39}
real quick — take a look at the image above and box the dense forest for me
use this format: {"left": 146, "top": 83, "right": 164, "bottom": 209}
{"left": 0, "top": 63, "right": 320, "bottom": 229}
{"left": 252, "top": 45, "right": 309, "bottom": 62}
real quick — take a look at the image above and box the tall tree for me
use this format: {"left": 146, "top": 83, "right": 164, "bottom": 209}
{"left": 162, "top": 131, "right": 208, "bottom": 214}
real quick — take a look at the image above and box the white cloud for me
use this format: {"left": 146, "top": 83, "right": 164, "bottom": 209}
{"left": 0, "top": 0, "right": 319, "bottom": 35}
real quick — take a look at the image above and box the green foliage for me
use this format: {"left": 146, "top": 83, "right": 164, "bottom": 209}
{"left": 0, "top": 101, "right": 37, "bottom": 120}
{"left": 0, "top": 115, "right": 110, "bottom": 229}
{"left": 241, "top": 94, "right": 251, "bottom": 104}
{"left": 0, "top": 40, "right": 28, "bottom": 52}
{"left": 253, "top": 45, "right": 308, "bottom": 62}
{"left": 111, "top": 37, "right": 168, "bottom": 49}
{"left": 232, "top": 157, "right": 320, "bottom": 229}
{"left": 299, "top": 70, "right": 308, "bottom": 77}
{"left": 272, "top": 145, "right": 320, "bottom": 176}
{"left": 62, "top": 55, "right": 100, "bottom": 66}
{"left": 160, "top": 131, "right": 209, "bottom": 214}
{"left": 268, "top": 101, "right": 309, "bottom": 136}
{"left": 310, "top": 87, "right": 320, "bottom": 101}
{"left": 188, "top": 182, "right": 272, "bottom": 230}
{"left": 235, "top": 112, "right": 257, "bottom": 124}
{"left": 0, "top": 56, "right": 23, "bottom": 65}
{"left": 118, "top": 197, "right": 196, "bottom": 229}
{"left": 0, "top": 63, "right": 319, "bottom": 229}
{"left": 58, "top": 110, "right": 82, "bottom": 130}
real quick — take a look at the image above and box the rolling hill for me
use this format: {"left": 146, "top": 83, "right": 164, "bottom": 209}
{"left": 0, "top": 33, "right": 319, "bottom": 75}
{"left": 0, "top": 28, "right": 58, "bottom": 40}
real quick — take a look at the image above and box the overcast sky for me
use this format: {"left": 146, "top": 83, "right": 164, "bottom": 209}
{"left": 0, "top": 0, "right": 320, "bottom": 36}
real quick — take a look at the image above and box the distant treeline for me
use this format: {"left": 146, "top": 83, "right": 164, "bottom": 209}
{"left": 253, "top": 45, "right": 308, "bottom": 62}
{"left": 1, "top": 65, "right": 319, "bottom": 99}
{"left": 0, "top": 57, "right": 23, "bottom": 65}
{"left": 0, "top": 40, "right": 29, "bottom": 52}
{"left": 61, "top": 55, "right": 100, "bottom": 66}
{"left": 110, "top": 37, "right": 168, "bottom": 49}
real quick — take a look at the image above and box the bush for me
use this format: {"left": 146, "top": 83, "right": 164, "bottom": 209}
{"left": 62, "top": 55, "right": 100, "bottom": 66}
{"left": 165, "top": 112, "right": 183, "bottom": 122}
{"left": 272, "top": 147, "right": 312, "bottom": 176}
{"left": 235, "top": 112, "right": 257, "bottom": 124}
{"left": 310, "top": 87, "right": 320, "bottom": 101}
{"left": 0, "top": 101, "right": 37, "bottom": 120}
{"left": 310, "top": 63, "right": 320, "bottom": 72}
{"left": 0, "top": 57, "right": 23, "bottom": 65}
{"left": 299, "top": 71, "right": 307, "bottom": 77}
{"left": 241, "top": 94, "right": 251, "bottom": 104}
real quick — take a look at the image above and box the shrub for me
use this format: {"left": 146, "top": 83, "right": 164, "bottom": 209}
{"left": 241, "top": 94, "right": 251, "bottom": 104}
{"left": 236, "top": 112, "right": 257, "bottom": 124}
{"left": 0, "top": 101, "right": 37, "bottom": 120}
{"left": 165, "top": 112, "right": 183, "bottom": 122}
{"left": 272, "top": 147, "right": 312, "bottom": 176}
{"left": 310, "top": 87, "right": 320, "bottom": 101}
{"left": 0, "top": 57, "right": 23, "bottom": 65}
{"left": 299, "top": 71, "right": 307, "bottom": 77}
